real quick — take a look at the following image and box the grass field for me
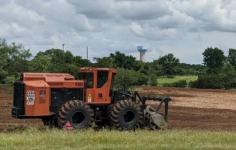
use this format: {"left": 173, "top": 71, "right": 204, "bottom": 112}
{"left": 0, "top": 128, "right": 236, "bottom": 150}
{"left": 157, "top": 75, "right": 198, "bottom": 86}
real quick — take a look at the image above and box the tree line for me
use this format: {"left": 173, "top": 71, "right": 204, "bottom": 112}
{"left": 192, "top": 47, "right": 236, "bottom": 89}
{"left": 1, "top": 38, "right": 236, "bottom": 89}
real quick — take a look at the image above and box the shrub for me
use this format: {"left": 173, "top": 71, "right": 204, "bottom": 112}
{"left": 189, "top": 80, "right": 199, "bottom": 88}
{"left": 174, "top": 80, "right": 187, "bottom": 87}
{"left": 113, "top": 68, "right": 148, "bottom": 90}
{"left": 166, "top": 75, "right": 174, "bottom": 78}
{"left": 149, "top": 75, "right": 157, "bottom": 86}
{"left": 190, "top": 74, "right": 224, "bottom": 89}
{"left": 162, "top": 80, "right": 187, "bottom": 88}
{"left": 3, "top": 75, "right": 16, "bottom": 84}
{"left": 190, "top": 74, "right": 236, "bottom": 89}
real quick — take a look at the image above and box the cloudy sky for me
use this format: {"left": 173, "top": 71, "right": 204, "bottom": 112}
{"left": 1, "top": 0, "right": 236, "bottom": 64}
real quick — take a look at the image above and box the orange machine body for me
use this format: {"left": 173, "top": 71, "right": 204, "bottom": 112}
{"left": 22, "top": 73, "right": 84, "bottom": 116}
{"left": 12, "top": 68, "right": 116, "bottom": 118}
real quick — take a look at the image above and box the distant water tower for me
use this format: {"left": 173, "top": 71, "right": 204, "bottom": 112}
{"left": 137, "top": 46, "right": 147, "bottom": 62}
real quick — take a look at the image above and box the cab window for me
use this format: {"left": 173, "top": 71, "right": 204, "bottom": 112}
{"left": 97, "top": 71, "right": 108, "bottom": 88}
{"left": 79, "top": 72, "right": 94, "bottom": 88}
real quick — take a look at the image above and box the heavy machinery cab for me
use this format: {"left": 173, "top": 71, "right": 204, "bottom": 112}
{"left": 79, "top": 67, "right": 116, "bottom": 104}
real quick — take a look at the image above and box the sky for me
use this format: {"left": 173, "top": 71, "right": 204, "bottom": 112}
{"left": 1, "top": 0, "right": 236, "bottom": 64}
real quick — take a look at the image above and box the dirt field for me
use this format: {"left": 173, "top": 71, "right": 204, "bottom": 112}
{"left": 138, "top": 87, "right": 236, "bottom": 130}
{"left": 1, "top": 85, "right": 236, "bottom": 131}
{"left": 0, "top": 85, "right": 42, "bottom": 130}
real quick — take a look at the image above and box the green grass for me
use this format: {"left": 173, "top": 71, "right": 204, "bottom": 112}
{"left": 0, "top": 128, "right": 236, "bottom": 150}
{"left": 157, "top": 75, "right": 198, "bottom": 86}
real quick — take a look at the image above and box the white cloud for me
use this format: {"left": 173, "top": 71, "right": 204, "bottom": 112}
{"left": 0, "top": 0, "right": 236, "bottom": 63}
{"left": 129, "top": 22, "right": 143, "bottom": 36}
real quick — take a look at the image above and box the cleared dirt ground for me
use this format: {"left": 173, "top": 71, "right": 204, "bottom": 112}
{"left": 1, "top": 85, "right": 236, "bottom": 131}
{"left": 138, "top": 87, "right": 236, "bottom": 130}
{"left": 0, "top": 85, "right": 42, "bottom": 130}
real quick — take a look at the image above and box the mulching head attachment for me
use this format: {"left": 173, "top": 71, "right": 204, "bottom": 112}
{"left": 141, "top": 94, "right": 171, "bottom": 130}
{"left": 144, "top": 106, "right": 167, "bottom": 130}
{"left": 115, "top": 91, "right": 171, "bottom": 130}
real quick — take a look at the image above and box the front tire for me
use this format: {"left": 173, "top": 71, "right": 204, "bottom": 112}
{"left": 110, "top": 99, "right": 143, "bottom": 130}
{"left": 58, "top": 100, "right": 94, "bottom": 129}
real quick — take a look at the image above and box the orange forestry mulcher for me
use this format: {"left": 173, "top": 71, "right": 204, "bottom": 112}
{"left": 12, "top": 67, "right": 171, "bottom": 130}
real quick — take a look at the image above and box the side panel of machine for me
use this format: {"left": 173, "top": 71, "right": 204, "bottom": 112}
{"left": 50, "top": 88, "right": 84, "bottom": 113}
{"left": 24, "top": 85, "right": 50, "bottom": 116}
{"left": 13, "top": 80, "right": 51, "bottom": 118}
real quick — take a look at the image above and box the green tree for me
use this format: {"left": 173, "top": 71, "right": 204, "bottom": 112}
{"left": 30, "top": 55, "right": 52, "bottom": 72}
{"left": 6, "top": 43, "right": 31, "bottom": 75}
{"left": 228, "top": 49, "right": 236, "bottom": 69}
{"left": 110, "top": 51, "right": 138, "bottom": 70}
{"left": 203, "top": 47, "right": 225, "bottom": 73}
{"left": 156, "top": 53, "right": 179, "bottom": 75}
{"left": 113, "top": 68, "right": 148, "bottom": 90}
{"left": 34, "top": 49, "right": 71, "bottom": 72}
{"left": 0, "top": 39, "right": 8, "bottom": 82}
{"left": 31, "top": 49, "right": 91, "bottom": 76}
{"left": 221, "top": 63, "right": 236, "bottom": 89}
{"left": 0, "top": 39, "right": 32, "bottom": 83}
{"left": 73, "top": 56, "right": 91, "bottom": 67}
{"left": 138, "top": 62, "right": 158, "bottom": 86}
{"left": 65, "top": 51, "right": 74, "bottom": 64}
{"left": 42, "top": 49, "right": 67, "bottom": 65}
{"left": 94, "top": 57, "right": 113, "bottom": 67}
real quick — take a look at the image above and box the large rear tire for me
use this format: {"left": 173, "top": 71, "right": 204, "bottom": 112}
{"left": 110, "top": 99, "right": 143, "bottom": 130}
{"left": 58, "top": 100, "right": 94, "bottom": 129}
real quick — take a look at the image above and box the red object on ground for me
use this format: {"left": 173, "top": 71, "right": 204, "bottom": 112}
{"left": 64, "top": 121, "right": 74, "bottom": 130}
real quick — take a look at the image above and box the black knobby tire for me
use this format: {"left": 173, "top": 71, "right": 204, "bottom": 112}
{"left": 110, "top": 99, "right": 143, "bottom": 130}
{"left": 58, "top": 100, "right": 94, "bottom": 129}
